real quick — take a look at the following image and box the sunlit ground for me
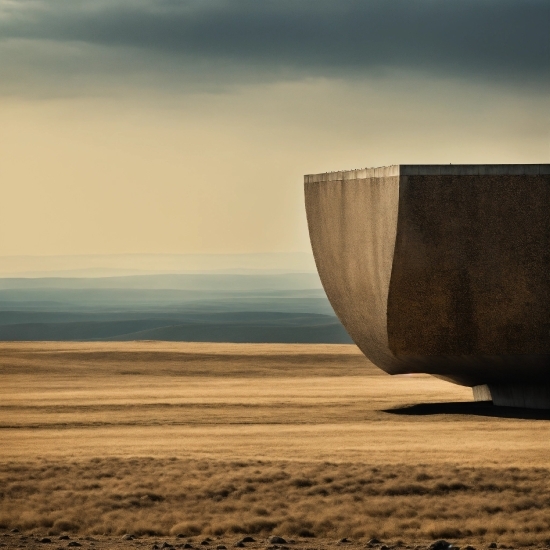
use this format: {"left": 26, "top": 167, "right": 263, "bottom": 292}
{"left": 1, "top": 342, "right": 549, "bottom": 546}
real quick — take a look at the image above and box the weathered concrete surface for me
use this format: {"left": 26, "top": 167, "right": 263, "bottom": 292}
{"left": 305, "top": 165, "right": 550, "bottom": 408}
{"left": 474, "top": 384, "right": 550, "bottom": 409}
{"left": 305, "top": 173, "right": 401, "bottom": 371}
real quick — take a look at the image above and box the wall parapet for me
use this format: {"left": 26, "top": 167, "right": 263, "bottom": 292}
{"left": 305, "top": 164, "right": 550, "bottom": 183}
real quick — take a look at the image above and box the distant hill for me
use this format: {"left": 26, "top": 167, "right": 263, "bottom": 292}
{"left": 0, "top": 314, "right": 352, "bottom": 343}
{"left": 108, "top": 322, "right": 352, "bottom": 343}
{"left": 0, "top": 288, "right": 332, "bottom": 315}
{"left": 0, "top": 274, "right": 352, "bottom": 343}
{"left": 0, "top": 272, "right": 322, "bottom": 291}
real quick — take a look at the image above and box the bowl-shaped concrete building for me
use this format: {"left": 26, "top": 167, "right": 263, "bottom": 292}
{"left": 305, "top": 164, "right": 550, "bottom": 409}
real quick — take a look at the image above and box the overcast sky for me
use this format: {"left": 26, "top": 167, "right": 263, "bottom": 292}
{"left": 1, "top": 0, "right": 548, "bottom": 259}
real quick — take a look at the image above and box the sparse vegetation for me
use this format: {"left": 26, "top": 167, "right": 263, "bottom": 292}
{"left": 1, "top": 458, "right": 550, "bottom": 546}
{"left": 1, "top": 342, "right": 549, "bottom": 547}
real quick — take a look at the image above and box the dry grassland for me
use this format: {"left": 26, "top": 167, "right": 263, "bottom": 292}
{"left": 1, "top": 342, "right": 549, "bottom": 548}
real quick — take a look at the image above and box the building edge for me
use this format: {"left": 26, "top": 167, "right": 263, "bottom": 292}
{"left": 305, "top": 164, "right": 550, "bottom": 183}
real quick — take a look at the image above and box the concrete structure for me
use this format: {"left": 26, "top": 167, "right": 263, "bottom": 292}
{"left": 305, "top": 164, "right": 550, "bottom": 409}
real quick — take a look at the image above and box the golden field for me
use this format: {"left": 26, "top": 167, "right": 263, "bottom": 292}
{"left": 1, "top": 342, "right": 549, "bottom": 548}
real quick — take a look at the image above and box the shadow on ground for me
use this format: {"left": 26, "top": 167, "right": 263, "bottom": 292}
{"left": 384, "top": 401, "right": 550, "bottom": 420}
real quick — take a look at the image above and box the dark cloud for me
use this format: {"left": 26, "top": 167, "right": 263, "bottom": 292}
{"left": 1, "top": 0, "right": 549, "bottom": 89}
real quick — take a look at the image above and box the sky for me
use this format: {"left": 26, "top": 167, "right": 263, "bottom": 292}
{"left": 1, "top": 0, "right": 548, "bottom": 261}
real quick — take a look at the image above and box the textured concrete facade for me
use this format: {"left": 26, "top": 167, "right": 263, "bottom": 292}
{"left": 305, "top": 164, "right": 550, "bottom": 409}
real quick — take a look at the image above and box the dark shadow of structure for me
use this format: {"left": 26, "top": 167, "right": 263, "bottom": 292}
{"left": 384, "top": 401, "right": 550, "bottom": 420}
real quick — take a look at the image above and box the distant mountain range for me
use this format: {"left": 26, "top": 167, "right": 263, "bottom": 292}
{"left": 0, "top": 273, "right": 352, "bottom": 343}
{"left": 0, "top": 272, "right": 322, "bottom": 290}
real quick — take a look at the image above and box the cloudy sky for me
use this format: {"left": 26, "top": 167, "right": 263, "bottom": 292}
{"left": 1, "top": 0, "right": 548, "bottom": 258}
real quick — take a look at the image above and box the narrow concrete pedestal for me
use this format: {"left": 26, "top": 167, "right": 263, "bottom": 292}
{"left": 473, "top": 384, "right": 550, "bottom": 409}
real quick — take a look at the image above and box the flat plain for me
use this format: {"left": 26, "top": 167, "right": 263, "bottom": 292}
{"left": 1, "top": 342, "right": 549, "bottom": 549}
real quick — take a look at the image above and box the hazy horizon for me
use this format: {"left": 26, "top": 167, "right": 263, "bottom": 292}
{"left": 0, "top": 252, "right": 318, "bottom": 278}
{"left": 0, "top": 265, "right": 345, "bottom": 343}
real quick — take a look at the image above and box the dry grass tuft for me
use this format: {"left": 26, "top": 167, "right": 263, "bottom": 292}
{"left": 1, "top": 458, "right": 549, "bottom": 546}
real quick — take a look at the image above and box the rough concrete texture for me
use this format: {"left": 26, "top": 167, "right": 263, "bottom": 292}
{"left": 305, "top": 164, "right": 550, "bottom": 409}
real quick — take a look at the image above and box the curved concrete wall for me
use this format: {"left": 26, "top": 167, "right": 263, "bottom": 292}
{"left": 305, "top": 165, "right": 550, "bottom": 407}
{"left": 305, "top": 171, "right": 402, "bottom": 373}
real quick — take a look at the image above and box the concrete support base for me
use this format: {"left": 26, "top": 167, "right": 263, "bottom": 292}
{"left": 473, "top": 384, "right": 550, "bottom": 409}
